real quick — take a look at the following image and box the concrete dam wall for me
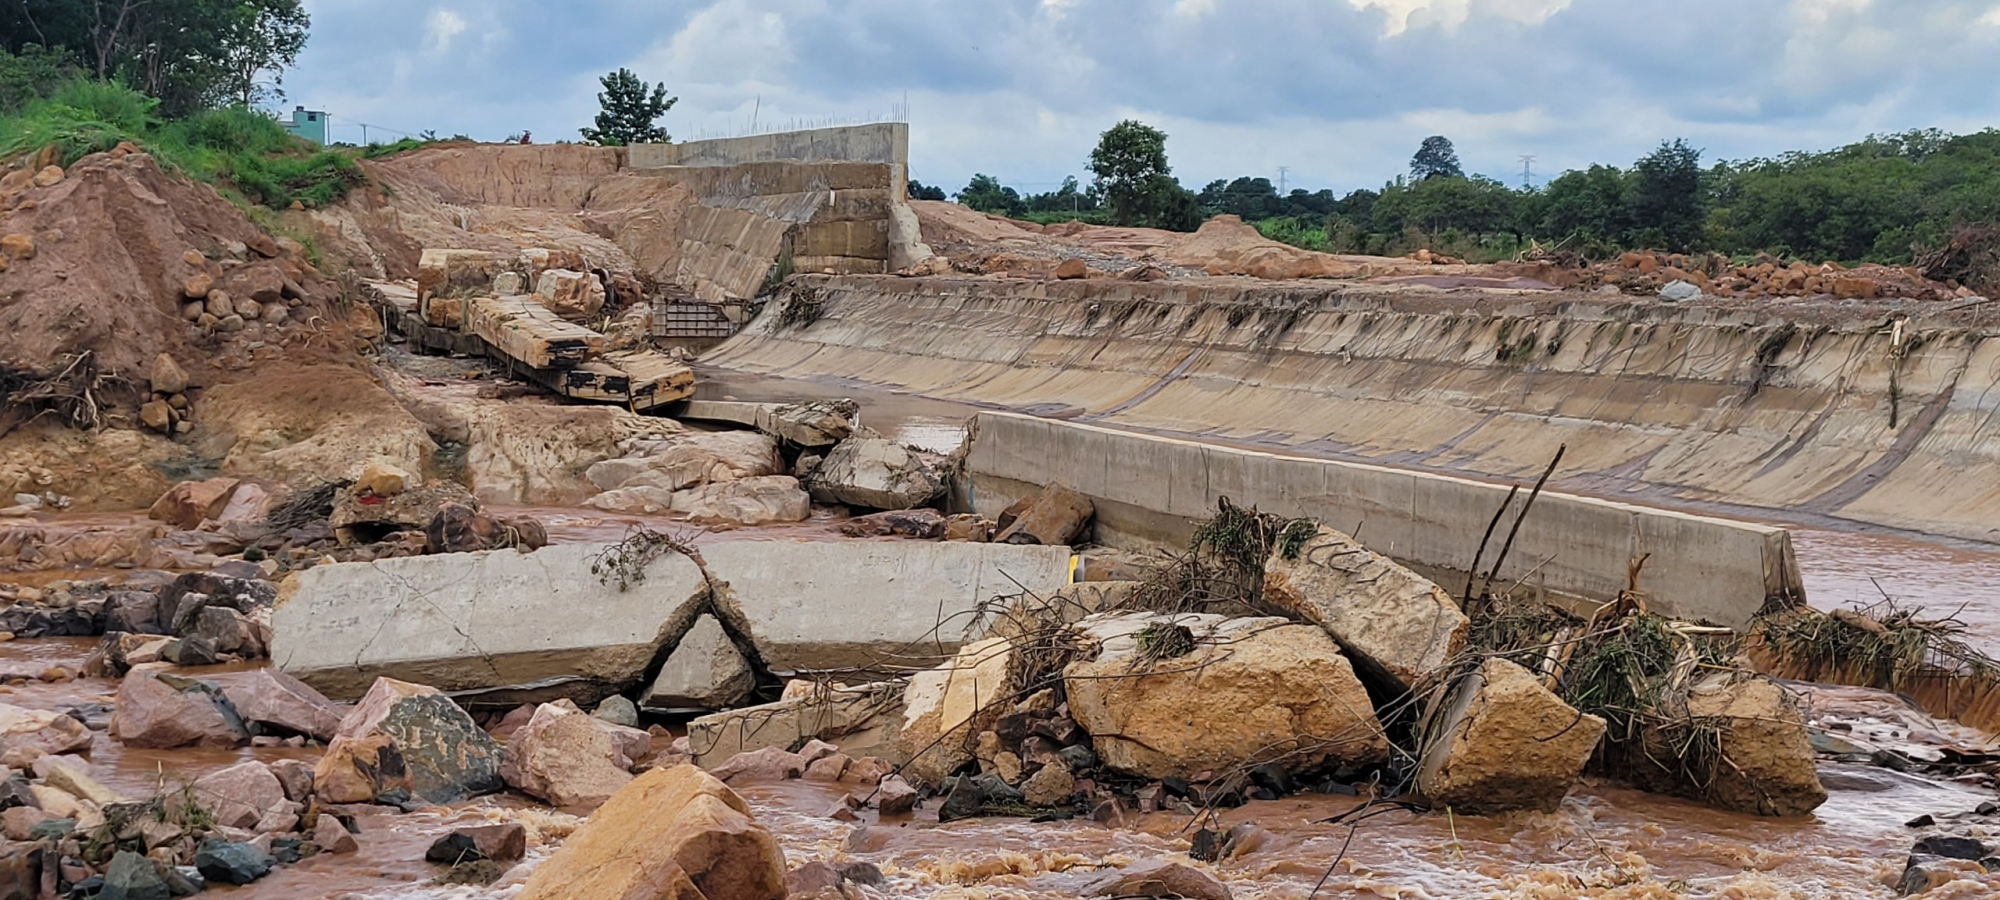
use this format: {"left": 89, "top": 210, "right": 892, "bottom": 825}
{"left": 705, "top": 275, "right": 2000, "bottom": 546}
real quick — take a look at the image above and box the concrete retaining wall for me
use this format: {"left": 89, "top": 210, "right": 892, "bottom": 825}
{"left": 629, "top": 124, "right": 907, "bottom": 178}
{"left": 966, "top": 412, "right": 1801, "bottom": 628}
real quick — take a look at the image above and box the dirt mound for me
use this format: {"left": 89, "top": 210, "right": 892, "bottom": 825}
{"left": 1167, "top": 215, "right": 1357, "bottom": 279}
{"left": 307, "top": 144, "right": 694, "bottom": 291}
{"left": 0, "top": 151, "right": 344, "bottom": 412}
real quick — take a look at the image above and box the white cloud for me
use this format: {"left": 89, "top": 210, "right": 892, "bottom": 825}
{"left": 423, "top": 8, "right": 466, "bottom": 55}
{"left": 1172, "top": 0, "right": 1220, "bottom": 17}
{"left": 1348, "top": 0, "right": 1572, "bottom": 36}
{"left": 1981, "top": 3, "right": 2000, "bottom": 24}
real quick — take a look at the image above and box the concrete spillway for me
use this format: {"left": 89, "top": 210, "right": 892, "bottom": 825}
{"left": 707, "top": 275, "right": 2000, "bottom": 546}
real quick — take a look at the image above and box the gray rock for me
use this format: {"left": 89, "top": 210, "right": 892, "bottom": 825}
{"left": 806, "top": 426, "right": 946, "bottom": 510}
{"left": 642, "top": 614, "right": 754, "bottom": 710}
{"left": 591, "top": 695, "right": 640, "bottom": 728}
{"left": 1659, "top": 279, "right": 1702, "bottom": 302}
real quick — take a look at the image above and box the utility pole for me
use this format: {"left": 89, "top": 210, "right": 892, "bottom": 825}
{"left": 1276, "top": 166, "right": 1290, "bottom": 195}
{"left": 1518, "top": 155, "right": 1536, "bottom": 190}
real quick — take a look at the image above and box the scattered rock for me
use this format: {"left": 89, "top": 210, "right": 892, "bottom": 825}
{"left": 643, "top": 614, "right": 755, "bottom": 710}
{"left": 1415, "top": 658, "right": 1605, "bottom": 814}
{"left": 110, "top": 672, "right": 248, "bottom": 749}
{"left": 992, "top": 483, "right": 1094, "bottom": 546}
{"left": 1898, "top": 854, "right": 1988, "bottom": 895}
{"left": 311, "top": 732, "right": 410, "bottom": 804}
{"left": 0, "top": 234, "right": 30, "bottom": 260}
{"left": 30, "top": 166, "right": 62, "bottom": 188}
{"left": 1659, "top": 279, "right": 1702, "bottom": 303}
{"left": 1023, "top": 759, "right": 1076, "bottom": 807}
{"left": 1086, "top": 859, "right": 1232, "bottom": 900}
{"left": 336, "top": 678, "right": 504, "bottom": 803}
{"left": 313, "top": 813, "right": 357, "bottom": 854}
{"left": 593, "top": 695, "right": 640, "bottom": 728}
{"left": 944, "top": 514, "right": 995, "bottom": 542}
{"left": 669, "top": 475, "right": 812, "bottom": 526}
{"left": 193, "top": 838, "right": 273, "bottom": 886}
{"left": 99, "top": 850, "right": 172, "bottom": 900}
{"left": 711, "top": 747, "right": 806, "bottom": 783}
{"left": 353, "top": 460, "right": 412, "bottom": 498}
{"left": 1055, "top": 259, "right": 1090, "bottom": 280}
{"left": 501, "top": 702, "right": 634, "bottom": 808}
{"left": 147, "top": 479, "right": 242, "bottom": 530}
{"left": 149, "top": 355, "right": 189, "bottom": 395}
{"left": 438, "top": 822, "right": 525, "bottom": 862}
{"left": 183, "top": 761, "right": 298, "bottom": 833}
{"left": 876, "top": 774, "right": 918, "bottom": 814}
{"left": 216, "top": 668, "right": 343, "bottom": 741}
{"left": 268, "top": 758, "right": 313, "bottom": 803}
{"left": 515, "top": 765, "right": 787, "bottom": 900}
{"left": 1261, "top": 526, "right": 1468, "bottom": 691}
{"left": 839, "top": 508, "right": 947, "bottom": 539}
{"left": 1064, "top": 614, "right": 1389, "bottom": 780}
{"left": 0, "top": 704, "right": 92, "bottom": 756}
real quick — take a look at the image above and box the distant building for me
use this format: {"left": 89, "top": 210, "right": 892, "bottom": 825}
{"left": 284, "top": 106, "right": 328, "bottom": 145}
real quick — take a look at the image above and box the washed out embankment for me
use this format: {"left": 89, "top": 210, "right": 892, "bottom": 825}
{"left": 706, "top": 274, "right": 2000, "bottom": 544}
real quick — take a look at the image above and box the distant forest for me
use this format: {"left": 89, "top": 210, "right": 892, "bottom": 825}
{"left": 918, "top": 127, "right": 2000, "bottom": 278}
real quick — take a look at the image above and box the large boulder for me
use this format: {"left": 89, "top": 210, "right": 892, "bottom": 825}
{"left": 757, "top": 401, "right": 854, "bottom": 448}
{"left": 669, "top": 476, "right": 811, "bottom": 526}
{"left": 643, "top": 614, "right": 755, "bottom": 711}
{"left": 328, "top": 480, "right": 477, "bottom": 545}
{"left": 895, "top": 636, "right": 1017, "bottom": 787}
{"left": 312, "top": 732, "right": 410, "bottom": 804}
{"left": 272, "top": 543, "right": 708, "bottom": 704}
{"left": 701, "top": 540, "right": 1072, "bottom": 674}
{"left": 110, "top": 671, "right": 249, "bottom": 749}
{"left": 214, "top": 669, "right": 345, "bottom": 741}
{"left": 516, "top": 765, "right": 786, "bottom": 900}
{"left": 533, "top": 269, "right": 607, "bottom": 321}
{"left": 1610, "top": 674, "right": 1827, "bottom": 817}
{"left": 334, "top": 678, "right": 503, "bottom": 802}
{"left": 1064, "top": 614, "right": 1389, "bottom": 780}
{"left": 0, "top": 704, "right": 92, "bottom": 756}
{"left": 1414, "top": 658, "right": 1605, "bottom": 814}
{"left": 147, "top": 478, "right": 241, "bottom": 530}
{"left": 501, "top": 702, "right": 635, "bottom": 809}
{"left": 1261, "top": 527, "right": 1467, "bottom": 691}
{"left": 806, "top": 427, "right": 946, "bottom": 510}
{"left": 182, "top": 761, "right": 299, "bottom": 833}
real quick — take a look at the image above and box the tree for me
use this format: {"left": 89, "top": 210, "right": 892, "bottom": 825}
{"left": 580, "top": 68, "right": 675, "bottom": 146}
{"left": 907, "top": 180, "right": 947, "bottom": 201}
{"left": 1629, "top": 139, "right": 1704, "bottom": 251}
{"left": 1537, "top": 165, "right": 1633, "bottom": 247}
{"left": 955, "top": 173, "right": 1022, "bottom": 215}
{"left": 1411, "top": 135, "right": 1464, "bottom": 181}
{"left": 220, "top": 0, "right": 309, "bottom": 106}
{"left": 1, "top": 0, "right": 309, "bottom": 116}
{"left": 1088, "top": 119, "right": 1174, "bottom": 226}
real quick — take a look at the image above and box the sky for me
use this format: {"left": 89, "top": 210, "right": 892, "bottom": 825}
{"left": 279, "top": 0, "right": 2000, "bottom": 197}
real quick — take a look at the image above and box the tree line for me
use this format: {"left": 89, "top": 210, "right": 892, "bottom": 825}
{"left": 933, "top": 123, "right": 2000, "bottom": 268}
{"left": 1, "top": 0, "right": 308, "bottom": 116}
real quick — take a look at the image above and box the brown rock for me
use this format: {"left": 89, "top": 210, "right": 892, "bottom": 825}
{"left": 455, "top": 822, "right": 527, "bottom": 861}
{"left": 182, "top": 761, "right": 299, "bottom": 833}
{"left": 0, "top": 233, "right": 32, "bottom": 260}
{"left": 149, "top": 354, "right": 189, "bottom": 395}
{"left": 516, "top": 765, "right": 786, "bottom": 900}
{"left": 944, "top": 514, "right": 994, "bottom": 542}
{"left": 1260, "top": 526, "right": 1467, "bottom": 691}
{"left": 140, "top": 400, "right": 174, "bottom": 433}
{"left": 1087, "top": 859, "right": 1232, "bottom": 900}
{"left": 204, "top": 290, "right": 234, "bottom": 319}
{"left": 501, "top": 703, "right": 634, "bottom": 809}
{"left": 313, "top": 813, "right": 357, "bottom": 854}
{"left": 147, "top": 478, "right": 242, "bottom": 529}
{"left": 1055, "top": 259, "right": 1089, "bottom": 280}
{"left": 353, "top": 460, "right": 411, "bottom": 497}
{"left": 333, "top": 678, "right": 503, "bottom": 803}
{"left": 838, "top": 508, "right": 946, "bottom": 539}
{"left": 246, "top": 233, "right": 280, "bottom": 259}
{"left": 0, "top": 704, "right": 91, "bottom": 756}
{"left": 216, "top": 668, "right": 343, "bottom": 740}
{"left": 0, "top": 806, "right": 51, "bottom": 841}
{"left": 802, "top": 753, "right": 850, "bottom": 782}
{"left": 225, "top": 264, "right": 285, "bottom": 303}
{"left": 992, "top": 483, "right": 1094, "bottom": 546}
{"left": 182, "top": 250, "right": 207, "bottom": 267}
{"left": 875, "top": 774, "right": 918, "bottom": 815}
{"left": 268, "top": 758, "right": 314, "bottom": 803}
{"left": 183, "top": 273, "right": 214, "bottom": 299}
{"left": 1832, "top": 276, "right": 1880, "bottom": 300}
{"left": 1022, "top": 759, "right": 1075, "bottom": 807}
{"left": 30, "top": 166, "right": 61, "bottom": 188}
{"left": 1614, "top": 675, "right": 1827, "bottom": 817}
{"left": 1414, "top": 658, "right": 1604, "bottom": 814}
{"left": 1064, "top": 614, "right": 1388, "bottom": 780}
{"left": 710, "top": 746, "right": 805, "bottom": 783}
{"left": 312, "top": 732, "right": 410, "bottom": 804}
{"left": 109, "top": 671, "right": 248, "bottom": 749}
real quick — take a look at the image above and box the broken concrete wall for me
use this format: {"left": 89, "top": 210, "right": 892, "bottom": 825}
{"left": 270, "top": 543, "right": 708, "bottom": 703}
{"left": 965, "top": 412, "right": 1800, "bottom": 629}
{"left": 701, "top": 540, "right": 1073, "bottom": 674}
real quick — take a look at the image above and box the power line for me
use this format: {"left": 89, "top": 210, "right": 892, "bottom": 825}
{"left": 1276, "top": 165, "right": 1290, "bottom": 195}
{"left": 1518, "top": 155, "right": 1537, "bottom": 190}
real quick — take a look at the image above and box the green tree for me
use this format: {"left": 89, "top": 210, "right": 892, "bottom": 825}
{"left": 580, "top": 68, "right": 675, "bottom": 146}
{"left": 955, "top": 173, "right": 1022, "bottom": 215}
{"left": 1537, "top": 164, "right": 1633, "bottom": 247}
{"left": 1411, "top": 135, "right": 1464, "bottom": 181}
{"left": 0, "top": 0, "right": 309, "bottom": 116}
{"left": 1629, "top": 138, "right": 1704, "bottom": 251}
{"left": 907, "top": 179, "right": 947, "bottom": 201}
{"left": 1088, "top": 119, "right": 1174, "bottom": 226}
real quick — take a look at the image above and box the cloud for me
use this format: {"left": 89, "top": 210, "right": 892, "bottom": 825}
{"left": 422, "top": 8, "right": 466, "bottom": 55}
{"left": 278, "top": 0, "right": 2000, "bottom": 193}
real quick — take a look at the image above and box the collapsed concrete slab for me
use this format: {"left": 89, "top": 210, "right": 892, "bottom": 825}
{"left": 1064, "top": 613, "right": 1390, "bottom": 780}
{"left": 679, "top": 400, "right": 856, "bottom": 448}
{"left": 1261, "top": 527, "right": 1468, "bottom": 692}
{"left": 271, "top": 543, "right": 708, "bottom": 704}
{"left": 701, "top": 540, "right": 1073, "bottom": 673}
{"left": 643, "top": 613, "right": 755, "bottom": 711}
{"left": 1414, "top": 658, "right": 1605, "bottom": 814}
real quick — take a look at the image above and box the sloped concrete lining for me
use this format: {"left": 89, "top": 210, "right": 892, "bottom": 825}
{"left": 966, "top": 412, "right": 1802, "bottom": 629}
{"left": 271, "top": 543, "right": 709, "bottom": 702}
{"left": 701, "top": 541, "right": 1074, "bottom": 674}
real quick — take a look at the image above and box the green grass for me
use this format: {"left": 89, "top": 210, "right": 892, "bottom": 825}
{"left": 0, "top": 79, "right": 368, "bottom": 210}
